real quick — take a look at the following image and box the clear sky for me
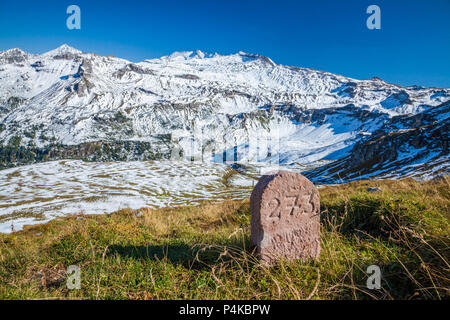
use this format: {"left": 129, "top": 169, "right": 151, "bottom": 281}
{"left": 0, "top": 0, "right": 449, "bottom": 88}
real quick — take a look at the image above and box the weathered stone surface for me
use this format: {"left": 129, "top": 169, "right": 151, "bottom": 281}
{"left": 250, "top": 170, "right": 320, "bottom": 264}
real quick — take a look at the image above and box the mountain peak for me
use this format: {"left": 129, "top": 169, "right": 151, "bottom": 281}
{"left": 0, "top": 48, "right": 29, "bottom": 57}
{"left": 235, "top": 51, "right": 276, "bottom": 66}
{"left": 159, "top": 50, "right": 276, "bottom": 66}
{"left": 42, "top": 44, "right": 82, "bottom": 57}
{"left": 0, "top": 48, "right": 31, "bottom": 63}
{"left": 163, "top": 50, "right": 217, "bottom": 61}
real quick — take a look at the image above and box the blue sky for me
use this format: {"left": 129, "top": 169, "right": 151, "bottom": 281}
{"left": 0, "top": 0, "right": 449, "bottom": 88}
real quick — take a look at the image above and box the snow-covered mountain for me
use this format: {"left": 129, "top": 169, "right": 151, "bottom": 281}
{"left": 0, "top": 44, "right": 448, "bottom": 181}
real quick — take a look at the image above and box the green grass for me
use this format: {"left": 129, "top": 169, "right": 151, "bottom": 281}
{"left": 0, "top": 177, "right": 448, "bottom": 300}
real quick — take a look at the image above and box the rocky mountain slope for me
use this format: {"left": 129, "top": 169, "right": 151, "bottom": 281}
{"left": 0, "top": 44, "right": 448, "bottom": 181}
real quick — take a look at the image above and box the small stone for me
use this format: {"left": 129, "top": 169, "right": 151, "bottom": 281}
{"left": 367, "top": 187, "right": 382, "bottom": 193}
{"left": 250, "top": 170, "right": 321, "bottom": 264}
{"left": 134, "top": 211, "right": 143, "bottom": 218}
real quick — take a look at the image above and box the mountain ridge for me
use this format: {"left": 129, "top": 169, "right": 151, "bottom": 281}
{"left": 0, "top": 45, "right": 448, "bottom": 181}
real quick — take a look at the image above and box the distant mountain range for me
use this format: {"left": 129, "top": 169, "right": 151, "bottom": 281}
{"left": 0, "top": 44, "right": 448, "bottom": 181}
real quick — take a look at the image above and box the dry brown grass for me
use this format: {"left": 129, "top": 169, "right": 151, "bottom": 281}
{"left": 0, "top": 177, "right": 448, "bottom": 299}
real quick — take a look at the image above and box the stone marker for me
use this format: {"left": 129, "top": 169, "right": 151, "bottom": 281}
{"left": 250, "top": 170, "right": 320, "bottom": 264}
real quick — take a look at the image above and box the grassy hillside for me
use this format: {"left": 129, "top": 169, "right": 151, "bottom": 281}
{"left": 0, "top": 177, "right": 448, "bottom": 300}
